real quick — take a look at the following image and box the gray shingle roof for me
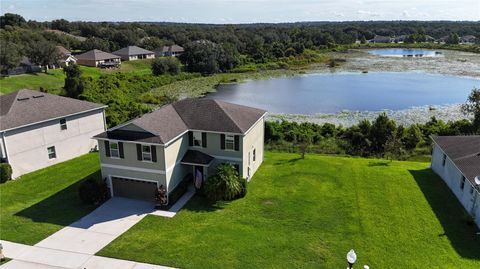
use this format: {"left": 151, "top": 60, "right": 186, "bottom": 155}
{"left": 112, "top": 46, "right": 154, "bottom": 56}
{"left": 94, "top": 99, "right": 266, "bottom": 144}
{"left": 432, "top": 136, "right": 480, "bottom": 190}
{"left": 181, "top": 150, "right": 214, "bottom": 165}
{"left": 76, "top": 49, "right": 121, "bottom": 61}
{"left": 0, "top": 89, "right": 105, "bottom": 131}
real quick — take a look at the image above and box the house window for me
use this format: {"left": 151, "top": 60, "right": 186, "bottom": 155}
{"left": 59, "top": 118, "right": 67, "bottom": 130}
{"left": 225, "top": 135, "right": 235, "bottom": 150}
{"left": 253, "top": 149, "right": 256, "bottom": 162}
{"left": 442, "top": 154, "right": 446, "bottom": 166}
{"left": 470, "top": 185, "right": 475, "bottom": 195}
{"left": 193, "top": 132, "right": 202, "bottom": 147}
{"left": 460, "top": 176, "right": 466, "bottom": 190}
{"left": 47, "top": 146, "right": 56, "bottom": 159}
{"left": 110, "top": 142, "right": 119, "bottom": 158}
{"left": 142, "top": 145, "right": 152, "bottom": 161}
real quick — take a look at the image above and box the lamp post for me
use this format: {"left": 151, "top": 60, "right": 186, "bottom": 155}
{"left": 347, "top": 249, "right": 357, "bottom": 269}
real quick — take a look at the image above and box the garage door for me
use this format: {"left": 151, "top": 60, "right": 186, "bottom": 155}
{"left": 111, "top": 177, "right": 157, "bottom": 202}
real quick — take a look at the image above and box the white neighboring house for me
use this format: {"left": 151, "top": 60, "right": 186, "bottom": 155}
{"left": 112, "top": 46, "right": 155, "bottom": 61}
{"left": 0, "top": 89, "right": 107, "bottom": 178}
{"left": 56, "top": 45, "right": 77, "bottom": 67}
{"left": 431, "top": 136, "right": 480, "bottom": 228}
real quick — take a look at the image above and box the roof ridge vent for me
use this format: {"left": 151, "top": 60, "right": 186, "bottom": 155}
{"left": 17, "top": 97, "right": 30, "bottom": 101}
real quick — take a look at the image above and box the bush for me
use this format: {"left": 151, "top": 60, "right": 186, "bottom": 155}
{"left": 203, "top": 163, "right": 244, "bottom": 201}
{"left": 78, "top": 176, "right": 108, "bottom": 205}
{"left": 0, "top": 163, "right": 12, "bottom": 183}
{"left": 151, "top": 57, "right": 181, "bottom": 76}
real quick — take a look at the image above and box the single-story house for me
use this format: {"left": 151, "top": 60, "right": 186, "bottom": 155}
{"left": 56, "top": 46, "right": 77, "bottom": 67}
{"left": 155, "top": 45, "right": 185, "bottom": 57}
{"left": 76, "top": 49, "right": 121, "bottom": 68}
{"left": 460, "top": 35, "right": 477, "bottom": 44}
{"left": 0, "top": 89, "right": 107, "bottom": 178}
{"left": 94, "top": 99, "right": 266, "bottom": 202}
{"left": 431, "top": 136, "right": 480, "bottom": 228}
{"left": 112, "top": 46, "right": 155, "bottom": 61}
{"left": 5, "top": 56, "right": 42, "bottom": 76}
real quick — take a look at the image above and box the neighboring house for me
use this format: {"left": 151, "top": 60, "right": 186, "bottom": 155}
{"left": 370, "top": 35, "right": 393, "bottom": 43}
{"left": 460, "top": 35, "right": 477, "bottom": 44}
{"left": 56, "top": 46, "right": 77, "bottom": 67}
{"left": 112, "top": 46, "right": 155, "bottom": 61}
{"left": 431, "top": 136, "right": 480, "bottom": 228}
{"left": 155, "top": 45, "right": 185, "bottom": 57}
{"left": 6, "top": 56, "right": 42, "bottom": 76}
{"left": 93, "top": 99, "right": 266, "bottom": 202}
{"left": 0, "top": 89, "right": 107, "bottom": 178}
{"left": 393, "top": 35, "right": 407, "bottom": 43}
{"left": 76, "top": 49, "right": 121, "bottom": 68}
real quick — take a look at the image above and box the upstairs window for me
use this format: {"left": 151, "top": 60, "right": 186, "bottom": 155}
{"left": 110, "top": 142, "right": 119, "bottom": 158}
{"left": 460, "top": 176, "right": 466, "bottom": 190}
{"left": 60, "top": 118, "right": 67, "bottom": 130}
{"left": 225, "top": 135, "right": 235, "bottom": 150}
{"left": 193, "top": 132, "right": 203, "bottom": 147}
{"left": 47, "top": 146, "right": 56, "bottom": 159}
{"left": 142, "top": 145, "right": 152, "bottom": 161}
{"left": 253, "top": 149, "right": 256, "bottom": 162}
{"left": 442, "top": 154, "right": 446, "bottom": 166}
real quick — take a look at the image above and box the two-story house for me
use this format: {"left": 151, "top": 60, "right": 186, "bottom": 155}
{"left": 0, "top": 89, "right": 107, "bottom": 178}
{"left": 431, "top": 136, "right": 480, "bottom": 228}
{"left": 94, "top": 99, "right": 266, "bottom": 202}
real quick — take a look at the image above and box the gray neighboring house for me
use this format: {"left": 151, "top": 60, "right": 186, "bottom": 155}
{"left": 155, "top": 45, "right": 185, "bottom": 57}
{"left": 431, "top": 136, "right": 480, "bottom": 228}
{"left": 94, "top": 99, "right": 266, "bottom": 202}
{"left": 76, "top": 49, "right": 121, "bottom": 67}
{"left": 0, "top": 89, "right": 107, "bottom": 178}
{"left": 370, "top": 35, "right": 393, "bottom": 43}
{"left": 112, "top": 46, "right": 155, "bottom": 61}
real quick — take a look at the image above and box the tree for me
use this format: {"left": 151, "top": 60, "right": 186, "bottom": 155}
{"left": 181, "top": 40, "right": 221, "bottom": 74}
{"left": 0, "top": 13, "right": 26, "bottom": 28}
{"left": 384, "top": 129, "right": 404, "bottom": 161}
{"left": 446, "top": 33, "right": 460, "bottom": 45}
{"left": 402, "top": 125, "right": 422, "bottom": 150}
{"left": 0, "top": 40, "right": 21, "bottom": 75}
{"left": 151, "top": 57, "right": 181, "bottom": 76}
{"left": 370, "top": 113, "right": 396, "bottom": 154}
{"left": 63, "top": 64, "right": 84, "bottom": 99}
{"left": 360, "top": 35, "right": 367, "bottom": 44}
{"left": 26, "top": 41, "right": 61, "bottom": 73}
{"left": 51, "top": 19, "right": 71, "bottom": 32}
{"left": 461, "top": 88, "right": 480, "bottom": 132}
{"left": 203, "top": 163, "right": 243, "bottom": 201}
{"left": 297, "top": 130, "right": 313, "bottom": 159}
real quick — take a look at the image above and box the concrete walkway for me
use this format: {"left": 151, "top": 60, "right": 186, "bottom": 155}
{"left": 0, "top": 188, "right": 196, "bottom": 269}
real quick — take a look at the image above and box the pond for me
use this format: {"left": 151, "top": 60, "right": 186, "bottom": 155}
{"left": 207, "top": 72, "right": 480, "bottom": 114}
{"left": 368, "top": 48, "right": 443, "bottom": 57}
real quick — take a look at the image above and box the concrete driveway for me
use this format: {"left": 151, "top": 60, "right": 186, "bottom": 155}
{"left": 35, "top": 197, "right": 154, "bottom": 255}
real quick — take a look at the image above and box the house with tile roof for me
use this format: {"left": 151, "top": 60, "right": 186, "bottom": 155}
{"left": 93, "top": 98, "right": 266, "bottom": 202}
{"left": 76, "top": 49, "right": 121, "bottom": 67}
{"left": 431, "top": 136, "right": 480, "bottom": 228}
{"left": 112, "top": 46, "right": 155, "bottom": 61}
{"left": 0, "top": 89, "right": 107, "bottom": 178}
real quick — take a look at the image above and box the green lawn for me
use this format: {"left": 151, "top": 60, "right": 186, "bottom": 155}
{"left": 0, "top": 59, "right": 154, "bottom": 95}
{"left": 98, "top": 152, "right": 480, "bottom": 268}
{"left": 0, "top": 153, "right": 101, "bottom": 245}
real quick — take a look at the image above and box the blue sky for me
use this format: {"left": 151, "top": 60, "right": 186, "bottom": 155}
{"left": 1, "top": 0, "right": 479, "bottom": 23}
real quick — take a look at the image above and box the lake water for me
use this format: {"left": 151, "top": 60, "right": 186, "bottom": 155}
{"left": 207, "top": 72, "right": 480, "bottom": 114}
{"left": 368, "top": 48, "right": 443, "bottom": 57}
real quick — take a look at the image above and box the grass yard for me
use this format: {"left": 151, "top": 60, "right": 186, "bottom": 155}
{"left": 98, "top": 152, "right": 480, "bottom": 268}
{"left": 0, "top": 153, "right": 101, "bottom": 245}
{"left": 0, "top": 59, "right": 154, "bottom": 95}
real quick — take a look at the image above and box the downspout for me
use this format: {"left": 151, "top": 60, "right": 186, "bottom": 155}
{"left": 1, "top": 131, "right": 9, "bottom": 163}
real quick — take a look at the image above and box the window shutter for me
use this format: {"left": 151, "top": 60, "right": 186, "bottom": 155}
{"left": 234, "top": 135, "right": 240, "bottom": 151}
{"left": 104, "top": 141, "right": 110, "bottom": 157}
{"left": 136, "top": 144, "right": 142, "bottom": 161}
{"left": 202, "top": 132, "right": 207, "bottom": 148}
{"left": 119, "top": 142, "right": 124, "bottom": 159}
{"left": 220, "top": 134, "right": 225, "bottom": 150}
{"left": 151, "top": 145, "right": 157, "bottom": 162}
{"left": 188, "top": 131, "right": 193, "bottom": 146}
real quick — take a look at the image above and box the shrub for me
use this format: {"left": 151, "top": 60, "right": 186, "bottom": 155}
{"left": 78, "top": 176, "right": 108, "bottom": 205}
{"left": 151, "top": 57, "right": 181, "bottom": 76}
{"left": 0, "top": 163, "right": 12, "bottom": 183}
{"left": 203, "top": 163, "right": 244, "bottom": 201}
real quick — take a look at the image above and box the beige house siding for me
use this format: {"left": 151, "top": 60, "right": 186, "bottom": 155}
{"left": 164, "top": 133, "right": 189, "bottom": 192}
{"left": 242, "top": 117, "right": 265, "bottom": 179}
{"left": 77, "top": 58, "right": 121, "bottom": 67}
{"left": 98, "top": 140, "right": 166, "bottom": 171}
{"left": 3, "top": 109, "right": 105, "bottom": 178}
